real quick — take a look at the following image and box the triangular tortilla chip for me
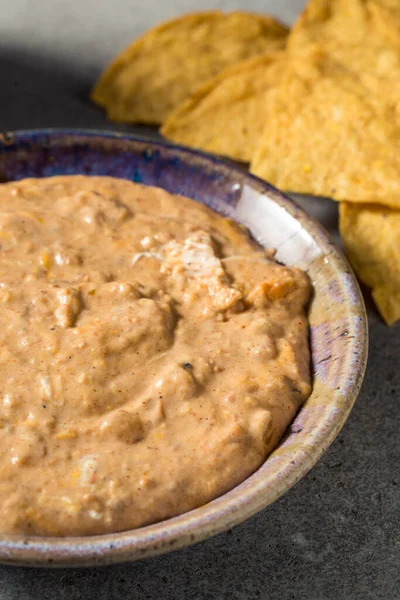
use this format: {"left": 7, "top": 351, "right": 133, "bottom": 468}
{"left": 250, "top": 50, "right": 400, "bottom": 208}
{"left": 161, "top": 52, "right": 286, "bottom": 163}
{"left": 288, "top": 0, "right": 400, "bottom": 80}
{"left": 91, "top": 11, "right": 288, "bottom": 125}
{"left": 339, "top": 202, "right": 400, "bottom": 325}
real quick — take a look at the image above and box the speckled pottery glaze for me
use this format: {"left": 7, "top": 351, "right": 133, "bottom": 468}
{"left": 0, "top": 130, "right": 368, "bottom": 567}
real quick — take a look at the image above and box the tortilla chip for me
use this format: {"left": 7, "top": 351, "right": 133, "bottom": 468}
{"left": 161, "top": 52, "right": 286, "bottom": 162}
{"left": 339, "top": 202, "right": 400, "bottom": 325}
{"left": 250, "top": 50, "right": 400, "bottom": 209}
{"left": 91, "top": 11, "right": 288, "bottom": 125}
{"left": 288, "top": 0, "right": 400, "bottom": 79}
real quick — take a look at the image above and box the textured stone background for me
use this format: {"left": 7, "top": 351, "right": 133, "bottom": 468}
{"left": 0, "top": 1, "right": 399, "bottom": 598}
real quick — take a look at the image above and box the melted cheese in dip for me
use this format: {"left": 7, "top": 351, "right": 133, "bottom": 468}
{"left": 0, "top": 176, "right": 311, "bottom": 536}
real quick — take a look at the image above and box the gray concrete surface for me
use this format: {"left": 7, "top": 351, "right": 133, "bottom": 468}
{"left": 0, "top": 1, "right": 399, "bottom": 598}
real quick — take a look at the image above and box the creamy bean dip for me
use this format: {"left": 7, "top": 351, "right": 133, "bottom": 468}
{"left": 0, "top": 176, "right": 311, "bottom": 536}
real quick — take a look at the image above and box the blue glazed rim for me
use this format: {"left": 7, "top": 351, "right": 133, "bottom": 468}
{"left": 0, "top": 129, "right": 368, "bottom": 567}
{"left": 0, "top": 127, "right": 339, "bottom": 228}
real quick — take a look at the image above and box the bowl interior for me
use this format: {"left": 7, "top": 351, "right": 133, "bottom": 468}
{"left": 0, "top": 130, "right": 368, "bottom": 566}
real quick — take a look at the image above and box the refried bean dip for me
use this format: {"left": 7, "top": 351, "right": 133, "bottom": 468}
{"left": 0, "top": 175, "right": 311, "bottom": 536}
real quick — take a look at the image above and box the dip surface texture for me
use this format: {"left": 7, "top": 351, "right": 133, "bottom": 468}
{"left": 0, "top": 176, "right": 311, "bottom": 536}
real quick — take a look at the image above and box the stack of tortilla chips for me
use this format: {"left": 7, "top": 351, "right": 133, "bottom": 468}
{"left": 91, "top": 2, "right": 400, "bottom": 325}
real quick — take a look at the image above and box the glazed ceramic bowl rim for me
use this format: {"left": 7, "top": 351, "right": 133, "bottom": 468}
{"left": 0, "top": 129, "right": 368, "bottom": 567}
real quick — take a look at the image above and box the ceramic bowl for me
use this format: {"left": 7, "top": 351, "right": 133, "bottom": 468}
{"left": 0, "top": 129, "right": 368, "bottom": 567}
